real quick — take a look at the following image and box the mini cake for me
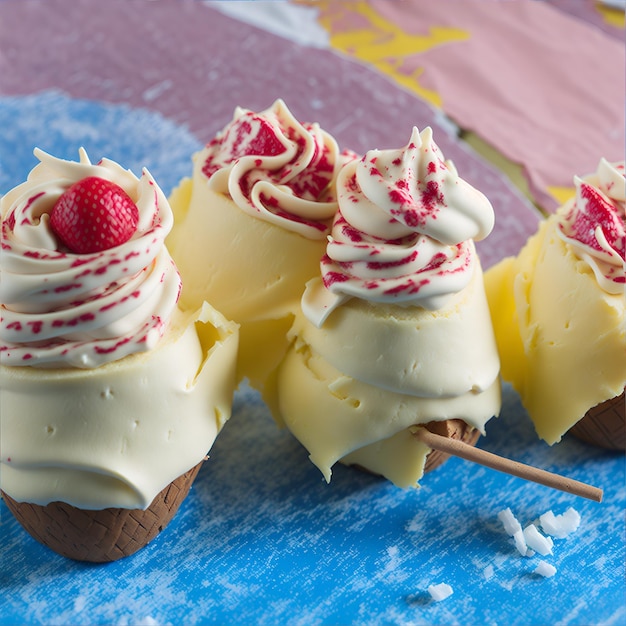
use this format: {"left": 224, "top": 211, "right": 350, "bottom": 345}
{"left": 485, "top": 159, "right": 625, "bottom": 449}
{"left": 0, "top": 149, "right": 239, "bottom": 561}
{"left": 168, "top": 99, "right": 351, "bottom": 393}
{"left": 269, "top": 127, "right": 501, "bottom": 487}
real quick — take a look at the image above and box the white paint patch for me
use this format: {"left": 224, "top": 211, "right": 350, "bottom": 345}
{"left": 205, "top": 1, "right": 330, "bottom": 48}
{"left": 142, "top": 79, "right": 174, "bottom": 103}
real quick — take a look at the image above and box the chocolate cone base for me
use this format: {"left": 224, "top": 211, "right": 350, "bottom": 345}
{"left": 423, "top": 419, "right": 481, "bottom": 473}
{"left": 569, "top": 390, "right": 625, "bottom": 451}
{"left": 2, "top": 461, "right": 203, "bottom": 563}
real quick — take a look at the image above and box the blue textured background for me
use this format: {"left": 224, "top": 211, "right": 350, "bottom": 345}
{"left": 1, "top": 92, "right": 625, "bottom": 626}
{"left": 0, "top": 91, "right": 202, "bottom": 197}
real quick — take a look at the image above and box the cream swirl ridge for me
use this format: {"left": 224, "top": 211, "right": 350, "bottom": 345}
{"left": 557, "top": 159, "right": 625, "bottom": 294}
{"left": 0, "top": 148, "right": 181, "bottom": 368}
{"left": 200, "top": 99, "right": 347, "bottom": 239}
{"left": 302, "top": 127, "right": 495, "bottom": 327}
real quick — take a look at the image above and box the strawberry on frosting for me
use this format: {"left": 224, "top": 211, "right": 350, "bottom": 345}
{"left": 50, "top": 176, "right": 140, "bottom": 254}
{"left": 0, "top": 148, "right": 181, "bottom": 368}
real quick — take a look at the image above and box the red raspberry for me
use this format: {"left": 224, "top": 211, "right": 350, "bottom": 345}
{"left": 49, "top": 177, "right": 140, "bottom": 254}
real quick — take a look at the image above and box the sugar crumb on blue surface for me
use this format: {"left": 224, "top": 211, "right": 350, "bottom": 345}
{"left": 427, "top": 582, "right": 454, "bottom": 602}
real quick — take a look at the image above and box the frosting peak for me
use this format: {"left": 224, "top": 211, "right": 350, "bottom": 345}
{"left": 352, "top": 126, "right": 494, "bottom": 244}
{"left": 200, "top": 99, "right": 347, "bottom": 239}
{"left": 302, "top": 127, "right": 495, "bottom": 326}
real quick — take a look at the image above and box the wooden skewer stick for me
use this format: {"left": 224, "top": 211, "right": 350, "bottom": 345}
{"left": 414, "top": 427, "right": 603, "bottom": 503}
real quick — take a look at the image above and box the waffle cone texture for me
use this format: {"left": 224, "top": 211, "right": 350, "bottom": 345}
{"left": 2, "top": 461, "right": 203, "bottom": 562}
{"left": 423, "top": 419, "right": 481, "bottom": 473}
{"left": 569, "top": 390, "right": 626, "bottom": 451}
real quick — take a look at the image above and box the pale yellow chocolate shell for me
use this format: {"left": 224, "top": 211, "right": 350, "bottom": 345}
{"left": 484, "top": 217, "right": 626, "bottom": 446}
{"left": 168, "top": 178, "right": 326, "bottom": 390}
{"left": 275, "top": 331, "right": 500, "bottom": 487}
{"left": 1, "top": 304, "right": 239, "bottom": 510}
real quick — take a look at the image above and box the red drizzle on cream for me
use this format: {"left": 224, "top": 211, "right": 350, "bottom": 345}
{"left": 199, "top": 99, "right": 352, "bottom": 239}
{"left": 557, "top": 159, "right": 625, "bottom": 294}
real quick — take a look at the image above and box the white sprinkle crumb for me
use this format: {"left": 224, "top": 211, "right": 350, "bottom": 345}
{"left": 498, "top": 508, "right": 522, "bottom": 536}
{"left": 498, "top": 508, "right": 530, "bottom": 555}
{"left": 534, "top": 560, "right": 557, "bottom": 578}
{"left": 513, "top": 529, "right": 530, "bottom": 556}
{"left": 483, "top": 564, "right": 495, "bottom": 580}
{"left": 427, "top": 582, "right": 454, "bottom": 602}
{"left": 539, "top": 507, "right": 581, "bottom": 539}
{"left": 523, "top": 524, "right": 554, "bottom": 556}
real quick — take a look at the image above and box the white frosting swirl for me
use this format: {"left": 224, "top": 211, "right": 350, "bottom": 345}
{"left": 200, "top": 99, "right": 347, "bottom": 239}
{"left": 557, "top": 159, "right": 625, "bottom": 294}
{"left": 0, "top": 148, "right": 181, "bottom": 368}
{"left": 303, "top": 127, "right": 495, "bottom": 326}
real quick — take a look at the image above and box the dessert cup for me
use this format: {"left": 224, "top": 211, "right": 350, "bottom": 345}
{"left": 1, "top": 149, "right": 239, "bottom": 560}
{"left": 270, "top": 127, "right": 501, "bottom": 486}
{"left": 485, "top": 159, "right": 625, "bottom": 449}
{"left": 569, "top": 390, "right": 625, "bottom": 450}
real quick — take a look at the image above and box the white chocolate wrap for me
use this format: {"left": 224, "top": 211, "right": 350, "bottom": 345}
{"left": 303, "top": 127, "right": 495, "bottom": 326}
{"left": 277, "top": 265, "right": 501, "bottom": 486}
{"left": 273, "top": 128, "right": 500, "bottom": 486}
{"left": 200, "top": 99, "right": 346, "bottom": 239}
{"left": 1, "top": 304, "right": 239, "bottom": 509}
{"left": 557, "top": 159, "right": 625, "bottom": 294}
{"left": 0, "top": 149, "right": 181, "bottom": 368}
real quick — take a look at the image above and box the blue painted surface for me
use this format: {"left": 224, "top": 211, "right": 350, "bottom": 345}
{"left": 2, "top": 383, "right": 625, "bottom": 626}
{"left": 0, "top": 91, "right": 202, "bottom": 197}
{"left": 1, "top": 93, "right": 624, "bottom": 626}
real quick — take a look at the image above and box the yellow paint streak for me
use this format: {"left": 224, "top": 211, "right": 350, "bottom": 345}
{"left": 547, "top": 185, "right": 576, "bottom": 207}
{"left": 595, "top": 2, "right": 626, "bottom": 28}
{"left": 299, "top": 0, "right": 468, "bottom": 108}
{"left": 461, "top": 131, "right": 540, "bottom": 210}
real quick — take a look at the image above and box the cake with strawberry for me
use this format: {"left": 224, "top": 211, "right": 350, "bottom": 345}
{"left": 268, "top": 127, "right": 501, "bottom": 487}
{"left": 0, "top": 148, "right": 239, "bottom": 561}
{"left": 485, "top": 159, "right": 625, "bottom": 449}
{"left": 168, "top": 100, "right": 353, "bottom": 394}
